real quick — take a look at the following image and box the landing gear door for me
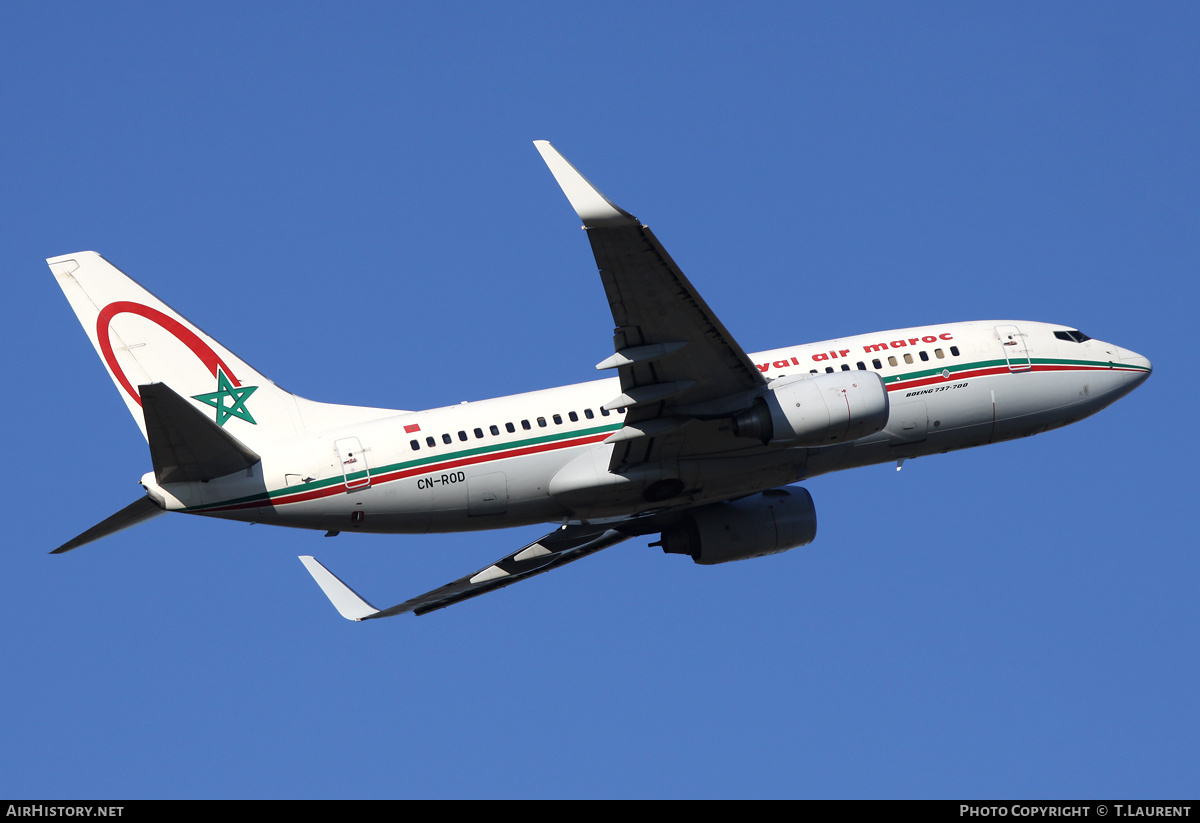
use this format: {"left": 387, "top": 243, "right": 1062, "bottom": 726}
{"left": 995, "top": 324, "right": 1031, "bottom": 372}
{"left": 334, "top": 437, "right": 371, "bottom": 490}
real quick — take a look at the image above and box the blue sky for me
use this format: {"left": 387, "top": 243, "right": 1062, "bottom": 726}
{"left": 3, "top": 2, "right": 1196, "bottom": 799}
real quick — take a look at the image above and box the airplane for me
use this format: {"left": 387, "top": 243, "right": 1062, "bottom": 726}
{"left": 47, "top": 141, "right": 1153, "bottom": 620}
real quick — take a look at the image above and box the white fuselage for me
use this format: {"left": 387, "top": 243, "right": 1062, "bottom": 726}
{"left": 141, "top": 319, "right": 1151, "bottom": 535}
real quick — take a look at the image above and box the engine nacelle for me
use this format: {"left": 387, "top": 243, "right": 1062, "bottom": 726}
{"left": 657, "top": 486, "right": 818, "bottom": 565}
{"left": 732, "top": 371, "right": 889, "bottom": 446}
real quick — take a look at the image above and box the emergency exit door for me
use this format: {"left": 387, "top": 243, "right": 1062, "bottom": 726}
{"left": 334, "top": 437, "right": 371, "bottom": 490}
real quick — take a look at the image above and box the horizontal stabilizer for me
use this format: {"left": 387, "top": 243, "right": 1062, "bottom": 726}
{"left": 141, "top": 382, "right": 261, "bottom": 484}
{"left": 52, "top": 496, "right": 164, "bottom": 554}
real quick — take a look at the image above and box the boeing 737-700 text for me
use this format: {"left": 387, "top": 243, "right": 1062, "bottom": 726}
{"left": 47, "top": 142, "right": 1152, "bottom": 619}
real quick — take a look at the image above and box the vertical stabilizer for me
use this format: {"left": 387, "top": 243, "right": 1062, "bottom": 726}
{"left": 48, "top": 252, "right": 303, "bottom": 449}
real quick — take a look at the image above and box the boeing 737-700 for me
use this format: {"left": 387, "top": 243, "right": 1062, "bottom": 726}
{"left": 47, "top": 142, "right": 1152, "bottom": 619}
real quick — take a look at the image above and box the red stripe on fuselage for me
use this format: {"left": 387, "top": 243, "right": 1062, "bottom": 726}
{"left": 193, "top": 430, "right": 613, "bottom": 513}
{"left": 884, "top": 361, "right": 1138, "bottom": 392}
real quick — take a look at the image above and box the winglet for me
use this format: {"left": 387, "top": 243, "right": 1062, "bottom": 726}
{"left": 534, "top": 141, "right": 636, "bottom": 228}
{"left": 298, "top": 556, "right": 380, "bottom": 621}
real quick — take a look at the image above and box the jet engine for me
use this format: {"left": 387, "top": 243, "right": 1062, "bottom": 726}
{"left": 732, "top": 371, "right": 889, "bottom": 446}
{"left": 656, "top": 486, "right": 817, "bottom": 565}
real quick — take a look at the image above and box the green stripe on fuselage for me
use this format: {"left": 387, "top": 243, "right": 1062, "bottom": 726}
{"left": 186, "top": 422, "right": 623, "bottom": 511}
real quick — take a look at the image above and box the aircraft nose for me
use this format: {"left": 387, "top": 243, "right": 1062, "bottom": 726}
{"left": 1119, "top": 348, "right": 1152, "bottom": 386}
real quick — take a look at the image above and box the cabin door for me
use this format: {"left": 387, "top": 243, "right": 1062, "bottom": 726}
{"left": 995, "top": 324, "right": 1031, "bottom": 372}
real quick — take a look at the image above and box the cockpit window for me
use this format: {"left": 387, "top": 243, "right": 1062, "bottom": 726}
{"left": 1055, "top": 329, "right": 1092, "bottom": 343}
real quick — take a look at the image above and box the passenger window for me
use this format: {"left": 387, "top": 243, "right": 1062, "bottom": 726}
{"left": 872, "top": 359, "right": 882, "bottom": 369}
{"left": 585, "top": 409, "right": 594, "bottom": 419}
{"left": 601, "top": 408, "right": 610, "bottom": 416}
{"left": 490, "top": 425, "right": 500, "bottom": 436}
{"left": 410, "top": 440, "right": 420, "bottom": 451}
{"left": 857, "top": 361, "right": 866, "bottom": 370}
{"left": 458, "top": 431, "right": 468, "bottom": 441}
{"left": 950, "top": 346, "right": 960, "bottom": 357}
{"left": 810, "top": 369, "right": 818, "bottom": 375}
{"left": 903, "top": 353, "right": 913, "bottom": 365}
{"left": 521, "top": 420, "right": 531, "bottom": 430}
{"left": 474, "top": 428, "right": 484, "bottom": 439}
{"left": 919, "top": 351, "right": 929, "bottom": 362}
{"left": 505, "top": 422, "right": 515, "bottom": 433}
{"left": 934, "top": 349, "right": 944, "bottom": 359}
{"left": 568, "top": 411, "right": 578, "bottom": 422}
{"left": 888, "top": 356, "right": 898, "bottom": 367}
{"left": 426, "top": 436, "right": 436, "bottom": 447}
{"left": 841, "top": 364, "right": 851, "bottom": 371}
{"left": 826, "top": 366, "right": 835, "bottom": 373}
{"left": 537, "top": 417, "right": 547, "bottom": 427}
{"left": 442, "top": 433, "right": 452, "bottom": 444}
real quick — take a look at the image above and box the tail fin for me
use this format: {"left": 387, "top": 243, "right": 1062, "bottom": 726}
{"left": 48, "top": 251, "right": 303, "bottom": 450}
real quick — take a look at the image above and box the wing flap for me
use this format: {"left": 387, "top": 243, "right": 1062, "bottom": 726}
{"left": 589, "top": 223, "right": 766, "bottom": 409}
{"left": 299, "top": 525, "right": 632, "bottom": 620}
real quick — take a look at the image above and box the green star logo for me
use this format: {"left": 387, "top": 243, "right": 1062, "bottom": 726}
{"left": 192, "top": 367, "right": 258, "bottom": 427}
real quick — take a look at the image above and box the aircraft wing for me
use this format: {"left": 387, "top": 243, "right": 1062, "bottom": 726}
{"left": 299, "top": 524, "right": 632, "bottom": 619}
{"left": 535, "top": 142, "right": 768, "bottom": 468}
